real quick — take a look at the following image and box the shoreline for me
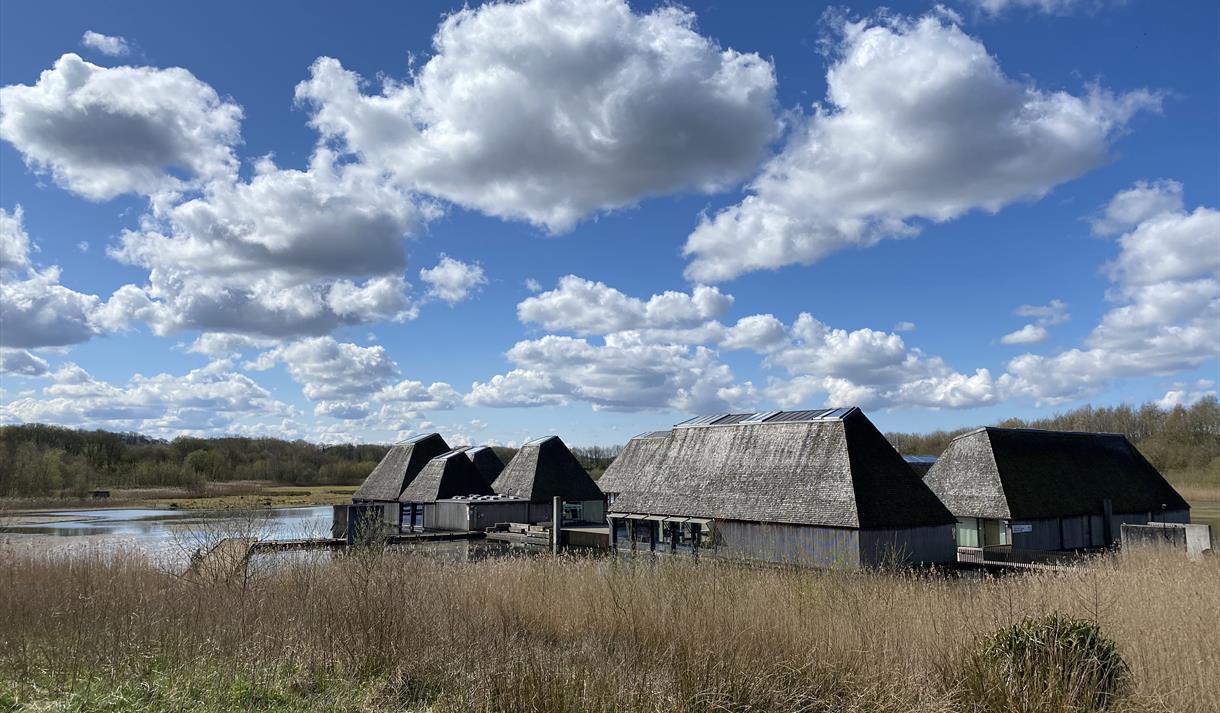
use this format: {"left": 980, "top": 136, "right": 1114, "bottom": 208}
{"left": 0, "top": 482, "right": 358, "bottom": 516}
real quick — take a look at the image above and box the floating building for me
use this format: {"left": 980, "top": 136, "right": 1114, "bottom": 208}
{"left": 491, "top": 436, "right": 606, "bottom": 524}
{"left": 349, "top": 433, "right": 451, "bottom": 529}
{"left": 922, "top": 427, "right": 1190, "bottom": 555}
{"left": 399, "top": 447, "right": 496, "bottom": 530}
{"left": 603, "top": 408, "right": 957, "bottom": 568}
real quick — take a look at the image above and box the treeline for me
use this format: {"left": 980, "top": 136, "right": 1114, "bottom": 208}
{"left": 886, "top": 396, "right": 1220, "bottom": 485}
{"left": 0, "top": 424, "right": 389, "bottom": 498}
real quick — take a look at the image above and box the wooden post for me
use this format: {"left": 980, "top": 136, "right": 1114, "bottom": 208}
{"left": 552, "top": 496, "right": 562, "bottom": 555}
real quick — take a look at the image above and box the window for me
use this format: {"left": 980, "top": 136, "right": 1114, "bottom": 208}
{"left": 955, "top": 518, "right": 979, "bottom": 548}
{"left": 563, "top": 502, "right": 583, "bottom": 522}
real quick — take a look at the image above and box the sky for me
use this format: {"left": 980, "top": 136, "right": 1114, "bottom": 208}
{"left": 0, "top": 0, "right": 1217, "bottom": 449}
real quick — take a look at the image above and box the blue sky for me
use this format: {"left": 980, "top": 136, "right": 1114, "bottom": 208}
{"left": 1, "top": 0, "right": 1217, "bottom": 448}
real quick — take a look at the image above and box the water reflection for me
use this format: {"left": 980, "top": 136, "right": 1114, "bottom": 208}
{"left": 0, "top": 506, "right": 332, "bottom": 561}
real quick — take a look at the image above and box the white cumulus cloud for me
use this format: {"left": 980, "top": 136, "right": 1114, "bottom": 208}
{"left": 294, "top": 0, "right": 778, "bottom": 233}
{"left": 1000, "top": 324, "right": 1049, "bottom": 345}
{"left": 0, "top": 53, "right": 242, "bottom": 200}
{"left": 420, "top": 256, "right": 487, "bottom": 304}
{"left": 1000, "top": 181, "right": 1220, "bottom": 403}
{"left": 683, "top": 13, "right": 1159, "bottom": 282}
{"left": 107, "top": 150, "right": 423, "bottom": 338}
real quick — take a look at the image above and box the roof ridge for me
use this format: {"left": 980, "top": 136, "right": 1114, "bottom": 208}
{"left": 982, "top": 426, "right": 1129, "bottom": 437}
{"left": 674, "top": 407, "right": 859, "bottom": 429}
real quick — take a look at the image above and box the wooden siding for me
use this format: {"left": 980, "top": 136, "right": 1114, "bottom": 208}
{"left": 858, "top": 524, "right": 956, "bottom": 566}
{"left": 714, "top": 520, "right": 861, "bottom": 569}
{"left": 431, "top": 500, "right": 530, "bottom": 531}
{"left": 1010, "top": 509, "right": 1192, "bottom": 551}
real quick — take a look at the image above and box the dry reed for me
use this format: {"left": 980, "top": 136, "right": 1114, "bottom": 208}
{"left": 0, "top": 545, "right": 1216, "bottom": 712}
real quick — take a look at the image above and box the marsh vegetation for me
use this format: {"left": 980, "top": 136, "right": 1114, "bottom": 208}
{"left": 0, "top": 546, "right": 1215, "bottom": 712}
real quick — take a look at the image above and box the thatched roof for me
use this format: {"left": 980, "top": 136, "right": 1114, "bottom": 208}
{"left": 596, "top": 430, "right": 669, "bottom": 494}
{"left": 352, "top": 433, "right": 450, "bottom": 502}
{"left": 492, "top": 436, "right": 604, "bottom": 503}
{"left": 604, "top": 408, "right": 955, "bottom": 529}
{"left": 399, "top": 447, "right": 495, "bottom": 503}
{"left": 465, "top": 446, "right": 506, "bottom": 487}
{"left": 922, "top": 427, "right": 1190, "bottom": 520}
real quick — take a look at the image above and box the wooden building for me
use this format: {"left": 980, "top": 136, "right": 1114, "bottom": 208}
{"left": 922, "top": 427, "right": 1191, "bottom": 556}
{"left": 399, "top": 447, "right": 495, "bottom": 530}
{"left": 351, "top": 433, "right": 450, "bottom": 527}
{"left": 492, "top": 436, "right": 606, "bottom": 524}
{"left": 603, "top": 408, "right": 957, "bottom": 568}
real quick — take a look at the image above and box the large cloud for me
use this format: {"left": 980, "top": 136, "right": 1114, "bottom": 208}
{"left": 107, "top": 151, "right": 424, "bottom": 338}
{"left": 1000, "top": 181, "right": 1220, "bottom": 403}
{"left": 0, "top": 361, "right": 293, "bottom": 437}
{"left": 295, "top": 0, "right": 778, "bottom": 232}
{"left": 0, "top": 53, "right": 241, "bottom": 200}
{"left": 683, "top": 13, "right": 1159, "bottom": 282}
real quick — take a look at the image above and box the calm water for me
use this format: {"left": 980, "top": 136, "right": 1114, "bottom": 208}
{"left": 0, "top": 506, "right": 333, "bottom": 562}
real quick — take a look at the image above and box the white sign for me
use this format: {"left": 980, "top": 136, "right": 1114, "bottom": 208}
{"left": 1012, "top": 523, "right": 1033, "bottom": 534}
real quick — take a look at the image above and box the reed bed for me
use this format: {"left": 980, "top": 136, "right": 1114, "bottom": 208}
{"left": 0, "top": 546, "right": 1216, "bottom": 712}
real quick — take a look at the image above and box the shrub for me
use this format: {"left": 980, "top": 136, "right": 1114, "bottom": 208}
{"left": 962, "top": 614, "right": 1130, "bottom": 712}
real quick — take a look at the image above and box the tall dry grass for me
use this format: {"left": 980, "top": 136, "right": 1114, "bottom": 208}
{"left": 0, "top": 546, "right": 1216, "bottom": 712}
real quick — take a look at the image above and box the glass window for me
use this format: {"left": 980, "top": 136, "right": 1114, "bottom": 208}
{"left": 563, "top": 502, "right": 583, "bottom": 522}
{"left": 955, "top": 518, "right": 979, "bottom": 548}
{"left": 634, "top": 521, "right": 653, "bottom": 544}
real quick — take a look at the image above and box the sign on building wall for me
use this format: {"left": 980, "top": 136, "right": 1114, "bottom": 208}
{"left": 1012, "top": 523, "right": 1033, "bottom": 534}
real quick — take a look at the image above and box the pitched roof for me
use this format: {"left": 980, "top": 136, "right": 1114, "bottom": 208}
{"left": 922, "top": 427, "right": 1190, "bottom": 520}
{"left": 465, "top": 446, "right": 506, "bottom": 487}
{"left": 492, "top": 436, "right": 604, "bottom": 503}
{"left": 352, "top": 433, "right": 450, "bottom": 502}
{"left": 604, "top": 408, "right": 955, "bottom": 529}
{"left": 399, "top": 447, "right": 495, "bottom": 503}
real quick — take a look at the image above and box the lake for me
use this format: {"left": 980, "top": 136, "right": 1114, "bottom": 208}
{"left": 0, "top": 506, "right": 334, "bottom": 564}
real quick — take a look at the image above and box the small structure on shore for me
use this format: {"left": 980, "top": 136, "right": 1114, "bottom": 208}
{"left": 465, "top": 446, "right": 506, "bottom": 487}
{"left": 399, "top": 448, "right": 495, "bottom": 530}
{"left": 492, "top": 436, "right": 606, "bottom": 524}
{"left": 603, "top": 408, "right": 957, "bottom": 568}
{"left": 922, "top": 427, "right": 1190, "bottom": 556}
